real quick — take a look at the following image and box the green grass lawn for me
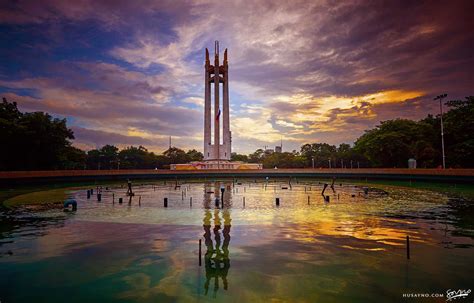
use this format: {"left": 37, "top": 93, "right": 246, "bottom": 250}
{"left": 340, "top": 178, "right": 474, "bottom": 200}
{"left": 2, "top": 188, "right": 72, "bottom": 208}
{"left": 0, "top": 179, "right": 129, "bottom": 208}
{"left": 0, "top": 182, "right": 104, "bottom": 208}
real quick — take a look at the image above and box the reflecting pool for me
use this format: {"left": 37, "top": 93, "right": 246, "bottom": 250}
{"left": 1, "top": 179, "right": 473, "bottom": 302}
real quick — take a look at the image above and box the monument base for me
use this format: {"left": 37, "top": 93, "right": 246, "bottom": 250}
{"left": 170, "top": 160, "right": 262, "bottom": 170}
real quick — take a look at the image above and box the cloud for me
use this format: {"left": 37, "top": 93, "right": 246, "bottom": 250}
{"left": 1, "top": 0, "right": 473, "bottom": 154}
{"left": 0, "top": 0, "right": 195, "bottom": 29}
{"left": 0, "top": 60, "right": 203, "bottom": 142}
{"left": 71, "top": 126, "right": 155, "bottom": 148}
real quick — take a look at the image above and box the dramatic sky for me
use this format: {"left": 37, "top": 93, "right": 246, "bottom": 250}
{"left": 0, "top": 1, "right": 473, "bottom": 154}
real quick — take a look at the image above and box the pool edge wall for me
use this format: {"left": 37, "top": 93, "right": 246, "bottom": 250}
{"left": 1, "top": 169, "right": 473, "bottom": 186}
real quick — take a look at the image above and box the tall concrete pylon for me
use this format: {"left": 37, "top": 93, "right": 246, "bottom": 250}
{"left": 204, "top": 41, "right": 231, "bottom": 161}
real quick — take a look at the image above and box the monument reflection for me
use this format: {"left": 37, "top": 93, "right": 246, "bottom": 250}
{"left": 203, "top": 182, "right": 232, "bottom": 296}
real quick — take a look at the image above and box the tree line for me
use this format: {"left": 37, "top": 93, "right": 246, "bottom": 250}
{"left": 1, "top": 96, "right": 472, "bottom": 170}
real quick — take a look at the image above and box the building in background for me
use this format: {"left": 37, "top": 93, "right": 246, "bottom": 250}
{"left": 275, "top": 139, "right": 283, "bottom": 153}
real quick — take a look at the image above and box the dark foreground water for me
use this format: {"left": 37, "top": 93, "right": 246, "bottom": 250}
{"left": 1, "top": 179, "right": 473, "bottom": 302}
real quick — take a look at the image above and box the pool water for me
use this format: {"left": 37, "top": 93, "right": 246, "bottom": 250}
{"left": 1, "top": 179, "right": 473, "bottom": 302}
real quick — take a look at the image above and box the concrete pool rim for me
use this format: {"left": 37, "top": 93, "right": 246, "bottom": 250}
{"left": 1, "top": 168, "right": 473, "bottom": 186}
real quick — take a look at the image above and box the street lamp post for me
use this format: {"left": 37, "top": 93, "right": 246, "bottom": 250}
{"left": 328, "top": 158, "right": 331, "bottom": 169}
{"left": 434, "top": 94, "right": 447, "bottom": 169}
{"left": 312, "top": 156, "right": 315, "bottom": 169}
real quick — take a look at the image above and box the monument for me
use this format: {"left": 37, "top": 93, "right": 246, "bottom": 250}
{"left": 171, "top": 41, "right": 262, "bottom": 170}
{"left": 204, "top": 40, "right": 231, "bottom": 162}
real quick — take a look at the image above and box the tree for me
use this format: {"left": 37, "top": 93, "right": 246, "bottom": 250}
{"left": 186, "top": 149, "right": 204, "bottom": 161}
{"left": 443, "top": 96, "right": 474, "bottom": 167}
{"left": 0, "top": 98, "right": 74, "bottom": 170}
{"left": 86, "top": 149, "right": 102, "bottom": 169}
{"left": 119, "top": 146, "right": 152, "bottom": 169}
{"left": 300, "top": 143, "right": 337, "bottom": 167}
{"left": 231, "top": 152, "right": 249, "bottom": 162}
{"left": 86, "top": 145, "right": 119, "bottom": 170}
{"left": 163, "top": 147, "right": 188, "bottom": 164}
{"left": 100, "top": 145, "right": 119, "bottom": 169}
{"left": 262, "top": 152, "right": 306, "bottom": 168}
{"left": 354, "top": 119, "right": 437, "bottom": 168}
{"left": 248, "top": 149, "right": 264, "bottom": 163}
{"left": 61, "top": 146, "right": 86, "bottom": 170}
{"left": 0, "top": 98, "right": 23, "bottom": 170}
{"left": 336, "top": 143, "right": 351, "bottom": 159}
{"left": 2, "top": 95, "right": 473, "bottom": 170}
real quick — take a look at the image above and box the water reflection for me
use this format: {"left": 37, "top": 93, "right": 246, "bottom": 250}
{"left": 1, "top": 179, "right": 473, "bottom": 302}
{"left": 0, "top": 208, "right": 67, "bottom": 254}
{"left": 203, "top": 182, "right": 232, "bottom": 296}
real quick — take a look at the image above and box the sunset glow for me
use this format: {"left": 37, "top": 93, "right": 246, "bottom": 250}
{"left": 0, "top": 1, "right": 472, "bottom": 153}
